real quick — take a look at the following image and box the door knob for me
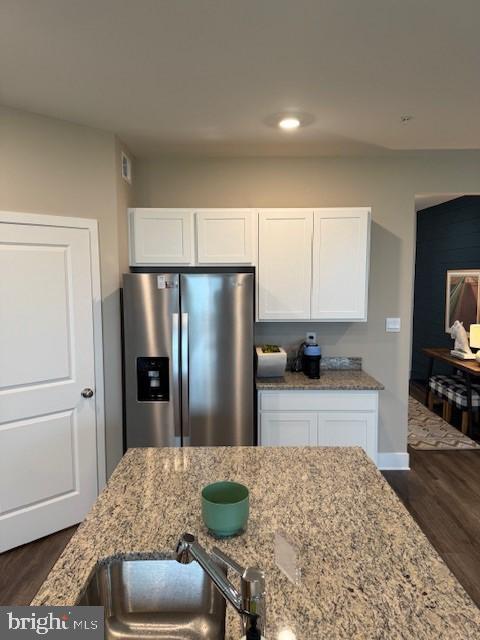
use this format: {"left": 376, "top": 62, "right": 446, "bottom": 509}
{"left": 81, "top": 388, "right": 94, "bottom": 398}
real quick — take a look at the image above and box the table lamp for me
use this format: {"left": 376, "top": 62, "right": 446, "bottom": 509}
{"left": 469, "top": 324, "right": 480, "bottom": 363}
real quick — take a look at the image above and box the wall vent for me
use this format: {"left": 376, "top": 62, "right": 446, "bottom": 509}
{"left": 121, "top": 152, "right": 132, "bottom": 184}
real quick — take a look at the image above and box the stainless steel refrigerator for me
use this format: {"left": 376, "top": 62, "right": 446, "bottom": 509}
{"left": 122, "top": 272, "right": 254, "bottom": 448}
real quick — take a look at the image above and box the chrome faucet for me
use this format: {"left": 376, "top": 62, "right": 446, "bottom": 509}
{"left": 176, "top": 532, "right": 266, "bottom": 636}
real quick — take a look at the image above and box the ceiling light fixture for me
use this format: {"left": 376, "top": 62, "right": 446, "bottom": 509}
{"left": 264, "top": 112, "right": 314, "bottom": 130}
{"left": 278, "top": 117, "right": 301, "bottom": 130}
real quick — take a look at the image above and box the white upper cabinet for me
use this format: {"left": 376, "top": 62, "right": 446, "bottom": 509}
{"left": 258, "top": 209, "right": 313, "bottom": 321}
{"left": 128, "top": 207, "right": 371, "bottom": 322}
{"left": 129, "top": 209, "right": 195, "bottom": 266}
{"left": 196, "top": 209, "right": 256, "bottom": 265}
{"left": 311, "top": 208, "right": 370, "bottom": 321}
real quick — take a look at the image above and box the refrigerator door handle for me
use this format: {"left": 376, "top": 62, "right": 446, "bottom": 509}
{"left": 181, "top": 312, "right": 190, "bottom": 442}
{"left": 172, "top": 313, "right": 181, "bottom": 441}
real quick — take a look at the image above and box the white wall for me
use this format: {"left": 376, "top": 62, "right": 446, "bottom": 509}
{"left": 0, "top": 105, "right": 128, "bottom": 476}
{"left": 133, "top": 153, "right": 480, "bottom": 454}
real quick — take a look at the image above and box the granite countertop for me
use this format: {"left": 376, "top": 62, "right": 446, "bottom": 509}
{"left": 32, "top": 447, "right": 480, "bottom": 639}
{"left": 256, "top": 369, "right": 384, "bottom": 390}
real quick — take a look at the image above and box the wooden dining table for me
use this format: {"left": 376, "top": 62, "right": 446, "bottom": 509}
{"left": 422, "top": 347, "right": 480, "bottom": 432}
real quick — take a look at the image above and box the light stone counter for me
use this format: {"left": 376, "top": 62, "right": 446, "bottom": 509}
{"left": 32, "top": 447, "right": 480, "bottom": 639}
{"left": 256, "top": 369, "right": 384, "bottom": 391}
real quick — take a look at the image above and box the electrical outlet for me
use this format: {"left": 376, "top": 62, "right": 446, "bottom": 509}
{"left": 306, "top": 332, "right": 317, "bottom": 344}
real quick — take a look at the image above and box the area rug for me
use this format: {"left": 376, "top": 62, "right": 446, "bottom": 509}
{"left": 408, "top": 396, "right": 480, "bottom": 450}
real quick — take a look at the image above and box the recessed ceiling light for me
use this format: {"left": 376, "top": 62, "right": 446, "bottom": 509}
{"left": 278, "top": 117, "right": 301, "bottom": 130}
{"left": 264, "top": 112, "right": 314, "bottom": 130}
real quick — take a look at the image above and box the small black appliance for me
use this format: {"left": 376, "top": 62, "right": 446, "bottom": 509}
{"left": 302, "top": 344, "right": 322, "bottom": 379}
{"left": 291, "top": 342, "right": 322, "bottom": 379}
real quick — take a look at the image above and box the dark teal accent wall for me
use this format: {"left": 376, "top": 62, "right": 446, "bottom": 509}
{"left": 411, "top": 196, "right": 480, "bottom": 381}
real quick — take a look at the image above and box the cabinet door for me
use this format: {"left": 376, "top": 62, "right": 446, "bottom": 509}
{"left": 196, "top": 209, "right": 256, "bottom": 265}
{"left": 311, "top": 208, "right": 370, "bottom": 321}
{"left": 129, "top": 208, "right": 195, "bottom": 265}
{"left": 317, "top": 411, "right": 377, "bottom": 462}
{"left": 258, "top": 209, "right": 313, "bottom": 320}
{"left": 260, "top": 412, "right": 317, "bottom": 446}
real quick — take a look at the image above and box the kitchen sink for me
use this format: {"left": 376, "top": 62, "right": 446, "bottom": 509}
{"left": 78, "top": 559, "right": 226, "bottom": 639}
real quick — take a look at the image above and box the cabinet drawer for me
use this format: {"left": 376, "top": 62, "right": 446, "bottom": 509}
{"left": 259, "top": 390, "right": 377, "bottom": 412}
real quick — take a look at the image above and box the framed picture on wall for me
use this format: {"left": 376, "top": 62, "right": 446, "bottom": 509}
{"left": 445, "top": 269, "right": 480, "bottom": 332}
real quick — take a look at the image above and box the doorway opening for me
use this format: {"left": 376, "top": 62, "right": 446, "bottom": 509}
{"left": 409, "top": 194, "right": 480, "bottom": 450}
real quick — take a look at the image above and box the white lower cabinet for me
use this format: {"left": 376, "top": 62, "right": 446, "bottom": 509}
{"left": 260, "top": 412, "right": 318, "bottom": 446}
{"left": 317, "top": 411, "right": 376, "bottom": 453}
{"left": 258, "top": 390, "right": 378, "bottom": 464}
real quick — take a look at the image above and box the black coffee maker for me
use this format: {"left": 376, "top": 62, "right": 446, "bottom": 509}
{"left": 302, "top": 344, "right": 322, "bottom": 379}
{"left": 292, "top": 342, "right": 322, "bottom": 379}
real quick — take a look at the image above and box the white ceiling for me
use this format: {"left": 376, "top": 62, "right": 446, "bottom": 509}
{"left": 1, "top": 0, "right": 480, "bottom": 158}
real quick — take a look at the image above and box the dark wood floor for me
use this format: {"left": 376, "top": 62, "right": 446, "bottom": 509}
{"left": 1, "top": 449, "right": 480, "bottom": 609}
{"left": 384, "top": 449, "right": 480, "bottom": 607}
{"left": 0, "top": 526, "right": 76, "bottom": 605}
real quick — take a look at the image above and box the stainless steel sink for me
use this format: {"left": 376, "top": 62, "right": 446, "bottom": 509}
{"left": 78, "top": 559, "right": 226, "bottom": 639}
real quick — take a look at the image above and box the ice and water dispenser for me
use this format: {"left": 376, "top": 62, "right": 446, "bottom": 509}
{"left": 136, "top": 357, "right": 169, "bottom": 402}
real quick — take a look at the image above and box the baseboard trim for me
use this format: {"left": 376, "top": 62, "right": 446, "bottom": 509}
{"left": 378, "top": 452, "right": 410, "bottom": 471}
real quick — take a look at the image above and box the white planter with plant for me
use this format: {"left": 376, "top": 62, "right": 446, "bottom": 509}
{"left": 256, "top": 344, "right": 287, "bottom": 378}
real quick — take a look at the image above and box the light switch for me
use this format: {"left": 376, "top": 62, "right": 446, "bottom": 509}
{"left": 386, "top": 317, "right": 401, "bottom": 333}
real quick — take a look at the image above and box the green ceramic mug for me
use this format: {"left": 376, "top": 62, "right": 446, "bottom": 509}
{"left": 201, "top": 481, "right": 249, "bottom": 538}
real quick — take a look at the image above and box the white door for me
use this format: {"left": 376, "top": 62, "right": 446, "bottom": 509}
{"left": 0, "top": 215, "right": 102, "bottom": 551}
{"left": 260, "top": 412, "right": 318, "bottom": 446}
{"left": 196, "top": 209, "right": 256, "bottom": 265}
{"left": 129, "top": 208, "right": 195, "bottom": 266}
{"left": 311, "top": 208, "right": 370, "bottom": 321}
{"left": 317, "top": 411, "right": 377, "bottom": 462}
{"left": 258, "top": 209, "right": 313, "bottom": 320}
